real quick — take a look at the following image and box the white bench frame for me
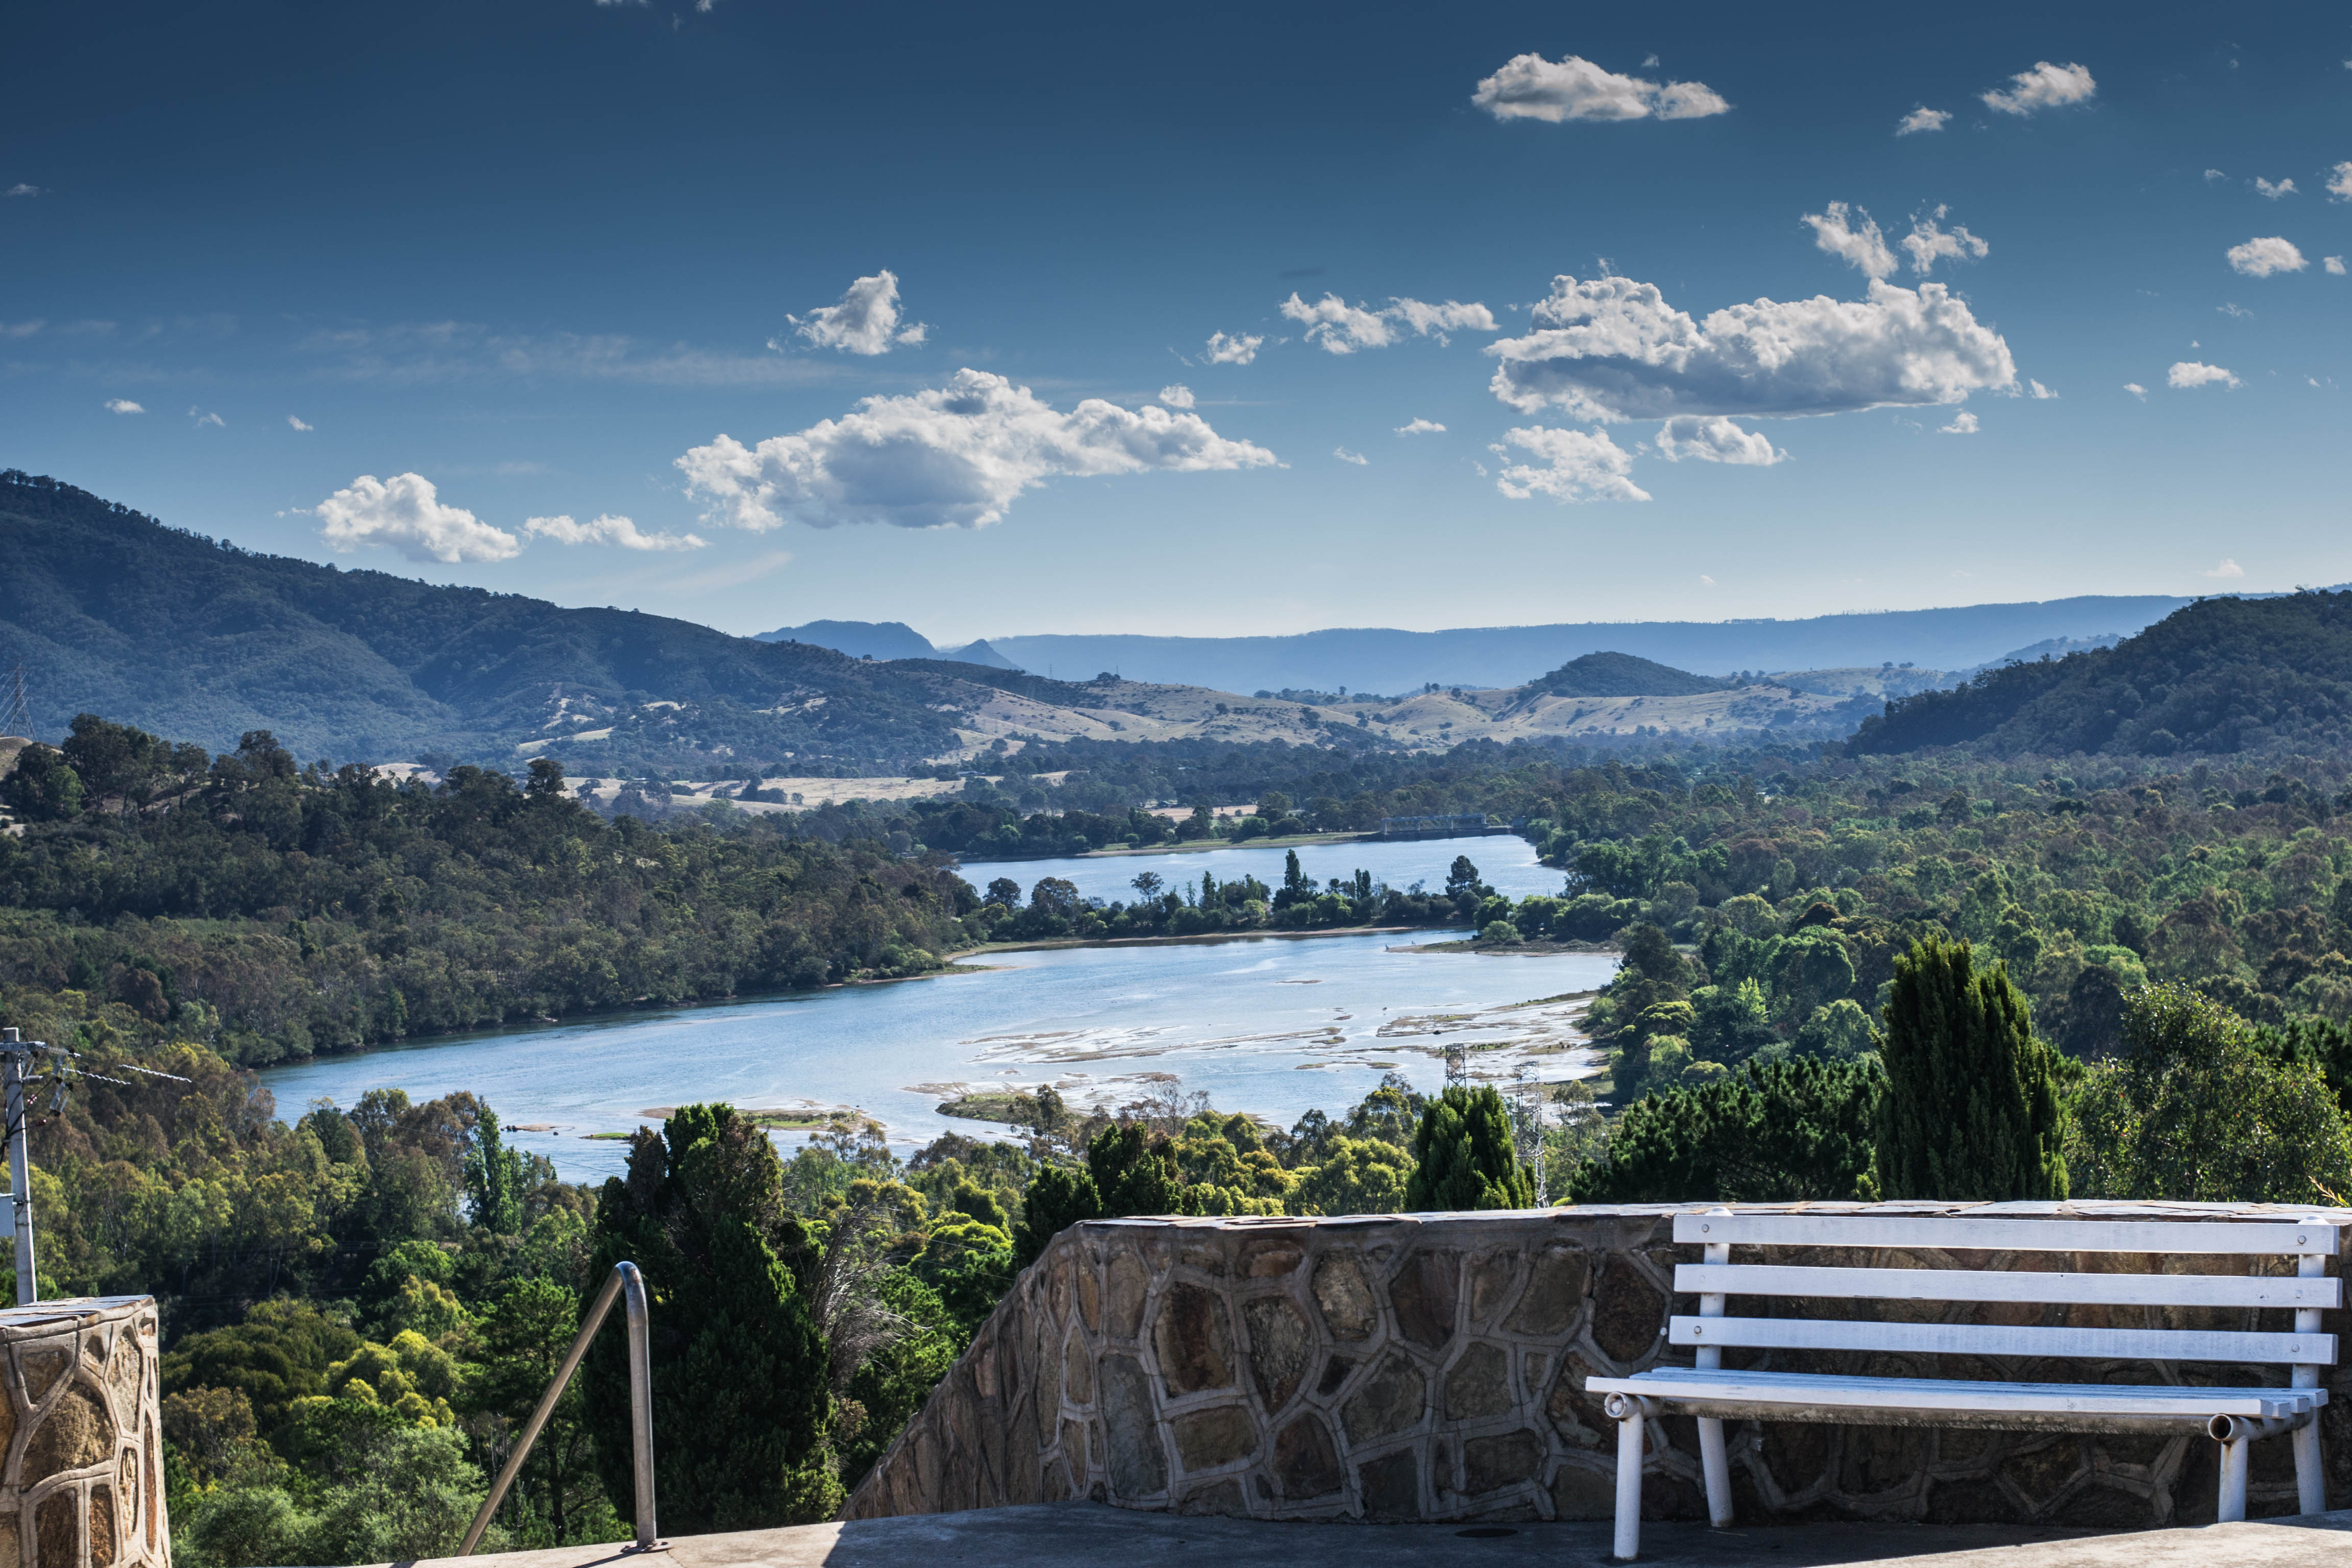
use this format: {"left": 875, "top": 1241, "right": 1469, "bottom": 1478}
{"left": 1586, "top": 1209, "right": 2342, "bottom": 1561}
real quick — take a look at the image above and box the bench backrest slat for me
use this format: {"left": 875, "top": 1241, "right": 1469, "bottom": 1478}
{"left": 1673, "top": 1213, "right": 2336, "bottom": 1255}
{"left": 1670, "top": 1314, "right": 2336, "bottom": 1365}
{"left": 1674, "top": 1262, "right": 2343, "bottom": 1311}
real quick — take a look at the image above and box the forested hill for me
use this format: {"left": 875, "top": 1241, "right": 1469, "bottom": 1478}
{"left": 1850, "top": 591, "right": 2352, "bottom": 757}
{"left": 0, "top": 471, "right": 985, "bottom": 771}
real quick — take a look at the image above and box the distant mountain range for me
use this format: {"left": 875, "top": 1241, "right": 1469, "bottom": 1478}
{"left": 753, "top": 603, "right": 2210, "bottom": 696}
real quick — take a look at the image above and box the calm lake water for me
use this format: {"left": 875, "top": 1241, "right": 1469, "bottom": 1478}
{"left": 258, "top": 923, "right": 1615, "bottom": 1185}
{"left": 964, "top": 834, "right": 1569, "bottom": 905}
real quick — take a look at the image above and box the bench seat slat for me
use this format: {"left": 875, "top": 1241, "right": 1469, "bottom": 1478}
{"left": 1674, "top": 1263, "right": 2343, "bottom": 1310}
{"left": 1672, "top": 1213, "right": 2338, "bottom": 1255}
{"left": 1670, "top": 1314, "right": 2334, "bottom": 1365}
{"left": 1588, "top": 1366, "right": 2329, "bottom": 1422}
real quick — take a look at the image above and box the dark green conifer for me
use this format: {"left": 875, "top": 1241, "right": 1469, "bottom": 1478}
{"left": 1404, "top": 1085, "right": 1535, "bottom": 1211}
{"left": 1876, "top": 936, "right": 2068, "bottom": 1200}
{"left": 584, "top": 1104, "right": 839, "bottom": 1531}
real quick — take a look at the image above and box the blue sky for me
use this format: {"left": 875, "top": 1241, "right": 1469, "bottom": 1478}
{"left": 4, "top": 2, "right": 2348, "bottom": 645}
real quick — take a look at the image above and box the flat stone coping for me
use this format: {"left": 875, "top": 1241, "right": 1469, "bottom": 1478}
{"left": 382, "top": 1500, "right": 2352, "bottom": 1568}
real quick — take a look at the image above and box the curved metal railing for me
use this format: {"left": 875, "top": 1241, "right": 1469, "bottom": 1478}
{"left": 460, "top": 1260, "right": 667, "bottom": 1556}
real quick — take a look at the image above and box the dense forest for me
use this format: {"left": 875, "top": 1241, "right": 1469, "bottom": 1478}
{"left": 0, "top": 717, "right": 976, "bottom": 1067}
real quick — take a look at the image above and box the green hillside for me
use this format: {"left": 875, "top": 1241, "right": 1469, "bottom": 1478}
{"left": 1535, "top": 650, "right": 1729, "bottom": 698}
{"left": 0, "top": 471, "right": 984, "bottom": 772}
{"left": 1850, "top": 592, "right": 2352, "bottom": 757}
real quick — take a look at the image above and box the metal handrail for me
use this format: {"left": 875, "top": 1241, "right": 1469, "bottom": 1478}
{"left": 460, "top": 1260, "right": 668, "bottom": 1556}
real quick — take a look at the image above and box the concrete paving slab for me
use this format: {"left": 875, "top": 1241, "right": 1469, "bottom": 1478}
{"left": 390, "top": 1501, "right": 2352, "bottom": 1568}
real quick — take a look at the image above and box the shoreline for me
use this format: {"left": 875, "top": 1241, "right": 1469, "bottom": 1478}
{"left": 959, "top": 829, "right": 1381, "bottom": 865}
{"left": 973, "top": 924, "right": 1440, "bottom": 954}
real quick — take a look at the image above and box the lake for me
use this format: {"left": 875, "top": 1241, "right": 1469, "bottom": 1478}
{"left": 257, "top": 922, "right": 1616, "bottom": 1185}
{"left": 962, "top": 834, "right": 1569, "bottom": 905}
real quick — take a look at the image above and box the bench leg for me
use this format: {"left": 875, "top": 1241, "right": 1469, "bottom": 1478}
{"left": 2292, "top": 1420, "right": 2325, "bottom": 1515}
{"left": 1612, "top": 1405, "right": 1644, "bottom": 1561}
{"left": 2217, "top": 1432, "right": 2250, "bottom": 1523}
{"left": 1697, "top": 1417, "right": 1732, "bottom": 1528}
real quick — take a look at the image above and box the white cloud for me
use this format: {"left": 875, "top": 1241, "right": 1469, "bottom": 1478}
{"left": 1393, "top": 418, "right": 1446, "bottom": 435}
{"left": 1490, "top": 427, "right": 1649, "bottom": 503}
{"left": 781, "top": 270, "right": 926, "bottom": 356}
{"left": 312, "top": 473, "right": 522, "bottom": 563}
{"left": 103, "top": 399, "right": 143, "bottom": 414}
{"left": 1203, "top": 331, "right": 1263, "bottom": 365}
{"left": 2204, "top": 169, "right": 2227, "bottom": 183}
{"left": 1896, "top": 107, "right": 1950, "bottom": 136}
{"left": 188, "top": 407, "right": 224, "bottom": 428}
{"left": 1279, "top": 292, "right": 1496, "bottom": 353}
{"left": 1939, "top": 410, "right": 1979, "bottom": 434}
{"left": 2226, "top": 236, "right": 2306, "bottom": 277}
{"left": 1981, "top": 61, "right": 2096, "bottom": 115}
{"left": 0, "top": 320, "right": 40, "bottom": 338}
{"left": 1487, "top": 272, "right": 2017, "bottom": 422}
{"left": 2168, "top": 361, "right": 2241, "bottom": 389}
{"left": 1471, "top": 53, "right": 1728, "bottom": 124}
{"left": 287, "top": 415, "right": 313, "bottom": 431}
{"left": 2202, "top": 558, "right": 2245, "bottom": 579}
{"left": 1902, "top": 209, "right": 1989, "bottom": 276}
{"left": 1803, "top": 202, "right": 1896, "bottom": 280}
{"left": 2124, "top": 382, "right": 2146, "bottom": 399}
{"left": 675, "top": 367, "right": 1279, "bottom": 531}
{"left": 2216, "top": 302, "right": 2253, "bottom": 320}
{"left": 3, "top": 183, "right": 39, "bottom": 198}
{"left": 2255, "top": 177, "right": 2296, "bottom": 200}
{"left": 1699, "top": 573, "right": 1716, "bottom": 585}
{"left": 2328, "top": 256, "right": 2347, "bottom": 275}
{"left": 1157, "top": 384, "right": 1194, "bottom": 409}
{"left": 2329, "top": 163, "right": 2352, "bottom": 202}
{"left": 1333, "top": 446, "right": 1368, "bottom": 465}
{"left": 1655, "top": 414, "right": 1784, "bottom": 464}
{"left": 2028, "top": 379, "right": 2057, "bottom": 399}
{"left": 524, "top": 512, "right": 705, "bottom": 551}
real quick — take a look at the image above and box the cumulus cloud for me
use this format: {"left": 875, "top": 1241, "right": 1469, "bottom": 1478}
{"left": 524, "top": 512, "right": 705, "bottom": 551}
{"left": 4, "top": 184, "right": 39, "bottom": 198}
{"left": 1486, "top": 272, "right": 2017, "bottom": 423}
{"left": 674, "top": 368, "right": 1278, "bottom": 531}
{"left": 1981, "top": 61, "right": 2096, "bottom": 115}
{"left": 1203, "top": 331, "right": 1263, "bottom": 365}
{"left": 2168, "top": 361, "right": 2241, "bottom": 389}
{"left": 1903, "top": 208, "right": 1989, "bottom": 275}
{"left": 1471, "top": 53, "right": 1729, "bottom": 123}
{"left": 2226, "top": 236, "right": 2307, "bottom": 276}
{"left": 2124, "top": 383, "right": 2146, "bottom": 399}
{"left": 1490, "top": 427, "right": 1650, "bottom": 503}
{"left": 189, "top": 407, "right": 224, "bottom": 428}
{"left": 1896, "top": 107, "right": 1950, "bottom": 135}
{"left": 2329, "top": 163, "right": 2352, "bottom": 202}
{"left": 2205, "top": 168, "right": 2228, "bottom": 183}
{"left": 2255, "top": 177, "right": 2296, "bottom": 200}
{"left": 1655, "top": 415, "right": 1784, "bottom": 464}
{"left": 1332, "top": 446, "right": 1368, "bottom": 465}
{"left": 2203, "top": 558, "right": 2245, "bottom": 579}
{"left": 1939, "top": 410, "right": 1980, "bottom": 434}
{"left": 781, "top": 270, "right": 927, "bottom": 355}
{"left": 1279, "top": 292, "right": 1496, "bottom": 353}
{"left": 103, "top": 399, "right": 143, "bottom": 414}
{"left": 287, "top": 415, "right": 312, "bottom": 431}
{"left": 312, "top": 473, "right": 522, "bottom": 563}
{"left": 1158, "top": 384, "right": 1195, "bottom": 409}
{"left": 2028, "top": 379, "right": 2057, "bottom": 399}
{"left": 2329, "top": 256, "right": 2347, "bottom": 275}
{"left": 1803, "top": 203, "right": 1896, "bottom": 280}
{"left": 1394, "top": 418, "right": 1446, "bottom": 435}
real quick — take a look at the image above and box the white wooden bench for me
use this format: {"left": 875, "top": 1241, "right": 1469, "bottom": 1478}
{"left": 1586, "top": 1209, "right": 2342, "bottom": 1561}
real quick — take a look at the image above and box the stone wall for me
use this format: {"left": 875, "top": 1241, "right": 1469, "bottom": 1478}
{"left": 846, "top": 1204, "right": 2348, "bottom": 1530}
{"left": 0, "top": 1297, "right": 167, "bottom": 1568}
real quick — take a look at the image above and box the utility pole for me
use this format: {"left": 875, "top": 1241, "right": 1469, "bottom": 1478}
{"left": 1, "top": 1030, "right": 37, "bottom": 1305}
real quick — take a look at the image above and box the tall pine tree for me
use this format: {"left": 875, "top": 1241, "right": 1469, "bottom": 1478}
{"left": 1405, "top": 1085, "right": 1536, "bottom": 1211}
{"left": 1876, "top": 936, "right": 2068, "bottom": 1200}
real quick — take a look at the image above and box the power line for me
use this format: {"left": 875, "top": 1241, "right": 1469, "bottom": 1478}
{"left": 0, "top": 663, "right": 28, "bottom": 738}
